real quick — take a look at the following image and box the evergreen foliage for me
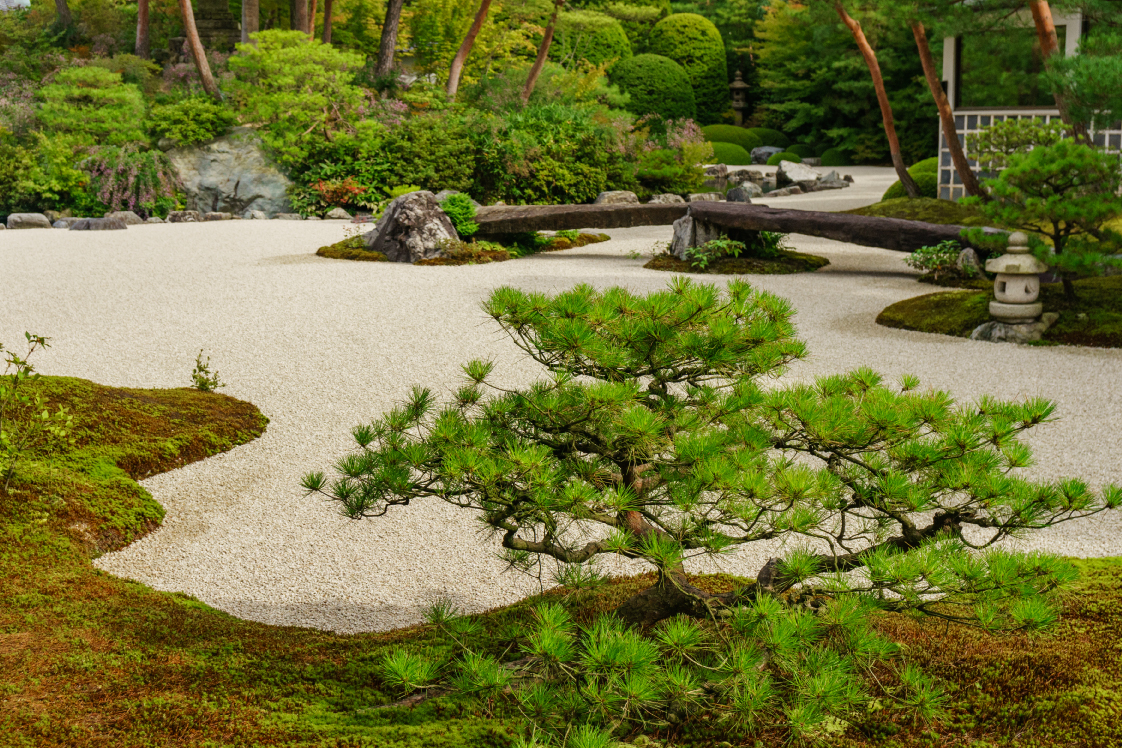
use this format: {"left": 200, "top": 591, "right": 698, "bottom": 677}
{"left": 710, "top": 141, "right": 751, "bottom": 165}
{"left": 701, "top": 124, "right": 762, "bottom": 153}
{"left": 820, "top": 147, "right": 850, "bottom": 167}
{"left": 746, "top": 127, "right": 789, "bottom": 149}
{"left": 609, "top": 53, "right": 696, "bottom": 121}
{"left": 147, "top": 97, "right": 238, "bottom": 147}
{"left": 647, "top": 13, "right": 728, "bottom": 124}
{"left": 551, "top": 11, "right": 633, "bottom": 68}
{"left": 766, "top": 150, "right": 801, "bottom": 165}
{"left": 439, "top": 192, "right": 479, "bottom": 237}
{"left": 883, "top": 160, "right": 939, "bottom": 201}
{"left": 786, "top": 143, "right": 814, "bottom": 158}
{"left": 36, "top": 66, "right": 146, "bottom": 146}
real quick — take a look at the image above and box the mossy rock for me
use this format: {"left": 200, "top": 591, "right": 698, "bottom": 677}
{"left": 644, "top": 249, "right": 829, "bottom": 275}
{"left": 647, "top": 13, "right": 727, "bottom": 124}
{"left": 766, "top": 151, "right": 802, "bottom": 166}
{"left": 702, "top": 125, "right": 762, "bottom": 154}
{"left": 711, "top": 142, "right": 752, "bottom": 166}
{"left": 844, "top": 197, "right": 991, "bottom": 227}
{"left": 610, "top": 53, "right": 696, "bottom": 121}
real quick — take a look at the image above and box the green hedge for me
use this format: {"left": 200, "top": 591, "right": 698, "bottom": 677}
{"left": 882, "top": 170, "right": 939, "bottom": 200}
{"left": 37, "top": 67, "right": 146, "bottom": 146}
{"left": 909, "top": 157, "right": 939, "bottom": 174}
{"left": 647, "top": 14, "right": 727, "bottom": 125}
{"left": 747, "top": 127, "right": 790, "bottom": 149}
{"left": 766, "top": 151, "right": 802, "bottom": 166}
{"left": 702, "top": 125, "right": 762, "bottom": 153}
{"left": 787, "top": 144, "right": 815, "bottom": 158}
{"left": 609, "top": 53, "right": 696, "bottom": 121}
{"left": 552, "top": 11, "right": 633, "bottom": 68}
{"left": 710, "top": 141, "right": 752, "bottom": 166}
{"left": 820, "top": 148, "right": 850, "bottom": 167}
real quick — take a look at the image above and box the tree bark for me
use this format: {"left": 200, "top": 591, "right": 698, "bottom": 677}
{"left": 1028, "top": 0, "right": 1091, "bottom": 143}
{"left": 135, "top": 0, "right": 150, "bottom": 58}
{"left": 375, "top": 0, "right": 405, "bottom": 75}
{"left": 446, "top": 0, "right": 493, "bottom": 101}
{"left": 54, "top": 0, "right": 73, "bottom": 27}
{"left": 308, "top": 0, "right": 317, "bottom": 37}
{"left": 835, "top": 2, "right": 920, "bottom": 198}
{"left": 293, "top": 0, "right": 308, "bottom": 38}
{"left": 521, "top": 0, "right": 565, "bottom": 105}
{"left": 178, "top": 0, "right": 223, "bottom": 101}
{"left": 910, "top": 21, "right": 986, "bottom": 197}
{"left": 321, "top": 0, "right": 333, "bottom": 43}
{"left": 242, "top": 0, "right": 259, "bottom": 44}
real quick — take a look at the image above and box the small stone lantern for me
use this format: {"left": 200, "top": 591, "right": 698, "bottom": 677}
{"left": 985, "top": 231, "right": 1047, "bottom": 323}
{"left": 729, "top": 70, "right": 749, "bottom": 126}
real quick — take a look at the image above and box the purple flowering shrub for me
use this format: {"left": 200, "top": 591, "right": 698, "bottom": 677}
{"left": 80, "top": 145, "right": 181, "bottom": 219}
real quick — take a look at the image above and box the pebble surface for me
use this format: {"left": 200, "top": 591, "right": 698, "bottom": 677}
{"left": 1, "top": 169, "right": 1119, "bottom": 633}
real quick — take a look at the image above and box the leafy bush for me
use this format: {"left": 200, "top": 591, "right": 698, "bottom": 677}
{"left": 710, "top": 141, "right": 751, "bottom": 165}
{"left": 147, "top": 97, "right": 237, "bottom": 147}
{"left": 904, "top": 240, "right": 974, "bottom": 280}
{"left": 632, "top": 116, "right": 710, "bottom": 196}
{"left": 86, "top": 54, "right": 162, "bottom": 95}
{"left": 80, "top": 145, "right": 181, "bottom": 219}
{"left": 439, "top": 193, "right": 478, "bottom": 237}
{"left": 701, "top": 124, "right": 761, "bottom": 153}
{"left": 551, "top": 11, "right": 632, "bottom": 68}
{"left": 747, "top": 127, "right": 789, "bottom": 149}
{"left": 383, "top": 113, "right": 478, "bottom": 195}
{"left": 647, "top": 13, "right": 727, "bottom": 124}
{"left": 787, "top": 143, "right": 814, "bottom": 158}
{"left": 820, "top": 147, "right": 850, "bottom": 166}
{"left": 966, "top": 117, "right": 1064, "bottom": 174}
{"left": 1, "top": 333, "right": 72, "bottom": 492}
{"left": 766, "top": 151, "right": 801, "bottom": 165}
{"left": 684, "top": 235, "right": 745, "bottom": 269}
{"left": 287, "top": 121, "right": 395, "bottom": 215}
{"left": 883, "top": 157, "right": 939, "bottom": 200}
{"left": 1, "top": 133, "right": 92, "bottom": 214}
{"left": 609, "top": 53, "right": 695, "bottom": 121}
{"left": 36, "top": 66, "right": 146, "bottom": 145}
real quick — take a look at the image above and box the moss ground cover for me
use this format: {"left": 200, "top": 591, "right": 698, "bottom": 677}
{"left": 2, "top": 374, "right": 1121, "bottom": 747}
{"left": 315, "top": 232, "right": 610, "bottom": 264}
{"left": 843, "top": 198, "right": 993, "bottom": 227}
{"left": 644, "top": 249, "right": 830, "bottom": 275}
{"left": 877, "top": 276, "right": 1122, "bottom": 347}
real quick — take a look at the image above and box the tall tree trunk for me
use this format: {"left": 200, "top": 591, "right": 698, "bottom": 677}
{"left": 835, "top": 2, "right": 920, "bottom": 198}
{"left": 54, "top": 0, "right": 73, "bottom": 27}
{"left": 309, "top": 0, "right": 317, "bottom": 37}
{"left": 521, "top": 0, "right": 565, "bottom": 105}
{"left": 178, "top": 0, "right": 222, "bottom": 100}
{"left": 375, "top": 0, "right": 405, "bottom": 75}
{"left": 242, "top": 0, "right": 259, "bottom": 43}
{"left": 1028, "top": 0, "right": 1090, "bottom": 143}
{"left": 910, "top": 21, "right": 985, "bottom": 197}
{"left": 321, "top": 0, "right": 333, "bottom": 43}
{"left": 135, "top": 0, "right": 150, "bottom": 58}
{"left": 293, "top": 0, "right": 308, "bottom": 37}
{"left": 446, "top": 0, "right": 493, "bottom": 101}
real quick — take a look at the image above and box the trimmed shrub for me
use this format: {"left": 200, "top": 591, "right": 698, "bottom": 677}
{"left": 820, "top": 148, "right": 850, "bottom": 167}
{"left": 36, "top": 66, "right": 146, "bottom": 145}
{"left": 710, "top": 141, "right": 751, "bottom": 166}
{"left": 647, "top": 13, "right": 727, "bottom": 124}
{"left": 767, "top": 151, "right": 802, "bottom": 165}
{"left": 787, "top": 144, "right": 815, "bottom": 158}
{"left": 609, "top": 53, "right": 696, "bottom": 121}
{"left": 551, "top": 11, "right": 633, "bottom": 68}
{"left": 909, "top": 156, "right": 939, "bottom": 174}
{"left": 747, "top": 127, "right": 790, "bottom": 149}
{"left": 701, "top": 124, "right": 761, "bottom": 153}
{"left": 148, "top": 97, "right": 238, "bottom": 147}
{"left": 882, "top": 171, "right": 939, "bottom": 200}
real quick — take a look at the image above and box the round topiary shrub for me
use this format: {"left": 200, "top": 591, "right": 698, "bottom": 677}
{"left": 747, "top": 128, "right": 790, "bottom": 150}
{"left": 787, "top": 144, "right": 815, "bottom": 158}
{"left": 551, "top": 11, "right": 633, "bottom": 67}
{"left": 609, "top": 53, "right": 696, "bottom": 121}
{"left": 909, "top": 156, "right": 939, "bottom": 174}
{"left": 647, "top": 13, "right": 727, "bottom": 124}
{"left": 882, "top": 171, "right": 939, "bottom": 200}
{"left": 702, "top": 125, "right": 762, "bottom": 153}
{"left": 766, "top": 151, "right": 802, "bottom": 166}
{"left": 820, "top": 148, "right": 850, "bottom": 167}
{"left": 710, "top": 141, "right": 752, "bottom": 166}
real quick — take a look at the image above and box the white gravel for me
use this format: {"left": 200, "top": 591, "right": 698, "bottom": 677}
{"left": 2, "top": 173, "right": 1120, "bottom": 634}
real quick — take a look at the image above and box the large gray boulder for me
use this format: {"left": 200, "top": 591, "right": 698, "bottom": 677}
{"left": 669, "top": 215, "right": 721, "bottom": 260}
{"left": 776, "top": 160, "right": 821, "bottom": 189}
{"left": 167, "top": 127, "right": 293, "bottom": 216}
{"left": 593, "top": 190, "right": 639, "bottom": 205}
{"left": 105, "top": 210, "right": 144, "bottom": 226}
{"left": 751, "top": 146, "right": 784, "bottom": 165}
{"left": 363, "top": 191, "right": 458, "bottom": 263}
{"left": 69, "top": 217, "right": 128, "bottom": 231}
{"left": 53, "top": 217, "right": 86, "bottom": 229}
{"left": 167, "top": 210, "right": 202, "bottom": 223}
{"left": 7, "top": 213, "right": 52, "bottom": 229}
{"left": 726, "top": 184, "right": 758, "bottom": 203}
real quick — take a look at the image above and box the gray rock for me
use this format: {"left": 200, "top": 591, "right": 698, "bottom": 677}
{"left": 105, "top": 210, "right": 144, "bottom": 226}
{"left": 751, "top": 146, "right": 784, "bottom": 165}
{"left": 593, "top": 190, "right": 639, "bottom": 205}
{"left": 53, "top": 217, "right": 85, "bottom": 228}
{"left": 167, "top": 127, "right": 293, "bottom": 216}
{"left": 43, "top": 210, "right": 63, "bottom": 223}
{"left": 167, "top": 210, "right": 202, "bottom": 223}
{"left": 776, "top": 160, "right": 821, "bottom": 187}
{"left": 0, "top": 224, "right": 5, "bottom": 230}
{"left": 243, "top": 210, "right": 268, "bottom": 220}
{"left": 669, "top": 215, "right": 720, "bottom": 260}
{"left": 647, "top": 193, "right": 686, "bottom": 204}
{"left": 325, "top": 207, "right": 353, "bottom": 220}
{"left": 69, "top": 217, "right": 128, "bottom": 231}
{"left": 970, "top": 313, "right": 1059, "bottom": 344}
{"left": 843, "top": 174, "right": 854, "bottom": 183}
{"left": 157, "top": 137, "right": 177, "bottom": 151}
{"left": 814, "top": 179, "right": 850, "bottom": 191}
{"left": 6, "top": 213, "right": 52, "bottom": 229}
{"left": 704, "top": 164, "right": 728, "bottom": 178}
{"left": 729, "top": 169, "right": 764, "bottom": 184}
{"left": 204, "top": 212, "right": 233, "bottom": 221}
{"left": 275, "top": 213, "right": 303, "bottom": 220}
{"left": 363, "top": 191, "right": 458, "bottom": 263}
{"left": 957, "top": 248, "right": 982, "bottom": 276}
{"left": 687, "top": 192, "right": 723, "bottom": 202}
{"left": 765, "top": 186, "right": 804, "bottom": 197}
{"left": 725, "top": 185, "right": 756, "bottom": 203}
{"left": 146, "top": 216, "right": 164, "bottom": 224}
{"left": 434, "top": 190, "right": 482, "bottom": 208}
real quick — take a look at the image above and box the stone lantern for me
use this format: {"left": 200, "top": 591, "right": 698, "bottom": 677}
{"left": 729, "top": 70, "right": 749, "bottom": 126}
{"left": 985, "top": 231, "right": 1047, "bottom": 323}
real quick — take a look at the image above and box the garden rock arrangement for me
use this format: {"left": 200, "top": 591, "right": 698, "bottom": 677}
{"left": 362, "top": 190, "right": 458, "bottom": 263}
{"left": 168, "top": 127, "right": 293, "bottom": 217}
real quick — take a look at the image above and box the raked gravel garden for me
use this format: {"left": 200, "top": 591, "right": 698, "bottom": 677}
{"left": 3, "top": 171, "right": 1121, "bottom": 635}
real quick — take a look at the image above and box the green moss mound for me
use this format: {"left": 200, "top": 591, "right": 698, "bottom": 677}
{"left": 647, "top": 13, "right": 727, "bottom": 124}
{"left": 316, "top": 233, "right": 609, "bottom": 264}
{"left": 644, "top": 249, "right": 829, "bottom": 275}
{"left": 876, "top": 275, "right": 1122, "bottom": 347}
{"left": 787, "top": 144, "right": 815, "bottom": 158}
{"left": 316, "top": 236, "right": 388, "bottom": 261}
{"left": 551, "top": 11, "right": 633, "bottom": 67}
{"left": 609, "top": 53, "right": 696, "bottom": 121}
{"left": 710, "top": 141, "right": 752, "bottom": 166}
{"left": 747, "top": 127, "right": 790, "bottom": 149}
{"left": 766, "top": 151, "right": 802, "bottom": 166}
{"left": 820, "top": 147, "right": 850, "bottom": 166}
{"left": 910, "top": 156, "right": 939, "bottom": 174}
{"left": 844, "top": 197, "right": 991, "bottom": 227}
{"left": 701, "top": 124, "right": 762, "bottom": 153}
{"left": 883, "top": 171, "right": 939, "bottom": 200}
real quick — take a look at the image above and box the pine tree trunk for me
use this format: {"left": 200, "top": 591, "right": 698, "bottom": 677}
{"left": 178, "top": 0, "right": 223, "bottom": 100}
{"left": 242, "top": 0, "right": 259, "bottom": 44}
{"left": 835, "top": 2, "right": 920, "bottom": 198}
{"left": 293, "top": 0, "right": 308, "bottom": 37}
{"left": 446, "top": 0, "right": 493, "bottom": 101}
{"left": 521, "top": 0, "right": 565, "bottom": 105}
{"left": 309, "top": 0, "right": 317, "bottom": 37}
{"left": 1029, "top": 0, "right": 1091, "bottom": 143}
{"left": 135, "top": 0, "right": 150, "bottom": 58}
{"left": 375, "top": 0, "right": 405, "bottom": 75}
{"left": 321, "top": 0, "right": 333, "bottom": 43}
{"left": 54, "top": 0, "right": 73, "bottom": 27}
{"left": 910, "top": 21, "right": 986, "bottom": 197}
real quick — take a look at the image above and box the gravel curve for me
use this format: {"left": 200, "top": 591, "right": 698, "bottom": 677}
{"left": 2, "top": 177, "right": 1120, "bottom": 634}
